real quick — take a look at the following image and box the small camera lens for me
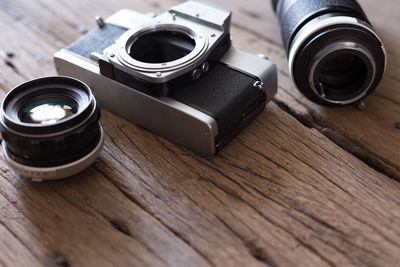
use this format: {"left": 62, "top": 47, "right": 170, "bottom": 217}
{"left": 0, "top": 76, "right": 104, "bottom": 181}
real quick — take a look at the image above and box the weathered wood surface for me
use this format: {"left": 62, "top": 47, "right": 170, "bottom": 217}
{"left": 0, "top": 0, "right": 399, "bottom": 266}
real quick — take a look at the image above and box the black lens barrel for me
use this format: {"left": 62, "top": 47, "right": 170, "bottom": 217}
{"left": 273, "top": 0, "right": 368, "bottom": 51}
{"left": 0, "top": 77, "right": 101, "bottom": 167}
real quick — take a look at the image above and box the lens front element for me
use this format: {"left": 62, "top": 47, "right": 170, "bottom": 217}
{"left": 19, "top": 97, "right": 78, "bottom": 125}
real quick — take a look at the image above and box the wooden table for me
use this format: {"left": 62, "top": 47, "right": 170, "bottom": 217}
{"left": 0, "top": 0, "right": 399, "bottom": 266}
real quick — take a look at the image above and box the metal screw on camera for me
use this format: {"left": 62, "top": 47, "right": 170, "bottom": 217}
{"left": 192, "top": 69, "right": 202, "bottom": 80}
{"left": 171, "top": 13, "right": 176, "bottom": 20}
{"left": 356, "top": 100, "right": 366, "bottom": 110}
{"left": 257, "top": 54, "right": 269, "bottom": 60}
{"left": 95, "top": 16, "right": 105, "bottom": 28}
{"left": 156, "top": 72, "right": 162, "bottom": 77}
{"left": 201, "top": 62, "right": 210, "bottom": 73}
{"left": 253, "top": 81, "right": 265, "bottom": 91}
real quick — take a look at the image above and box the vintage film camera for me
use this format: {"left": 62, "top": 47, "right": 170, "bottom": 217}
{"left": 54, "top": 1, "right": 277, "bottom": 155}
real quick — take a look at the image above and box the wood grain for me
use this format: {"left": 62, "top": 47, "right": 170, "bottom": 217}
{"left": 0, "top": 0, "right": 399, "bottom": 266}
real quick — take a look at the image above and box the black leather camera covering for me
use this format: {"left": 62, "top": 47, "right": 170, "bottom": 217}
{"left": 66, "top": 23, "right": 267, "bottom": 151}
{"left": 67, "top": 24, "right": 127, "bottom": 59}
{"left": 172, "top": 64, "right": 265, "bottom": 134}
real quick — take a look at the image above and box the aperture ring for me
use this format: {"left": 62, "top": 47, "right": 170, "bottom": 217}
{"left": 2, "top": 126, "right": 105, "bottom": 181}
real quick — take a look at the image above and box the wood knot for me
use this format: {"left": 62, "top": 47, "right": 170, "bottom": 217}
{"left": 245, "top": 240, "right": 277, "bottom": 266}
{"left": 110, "top": 219, "right": 131, "bottom": 236}
{"left": 395, "top": 122, "right": 400, "bottom": 130}
{"left": 44, "top": 251, "right": 70, "bottom": 267}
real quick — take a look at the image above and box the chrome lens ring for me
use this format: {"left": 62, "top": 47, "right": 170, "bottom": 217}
{"left": 116, "top": 23, "right": 208, "bottom": 73}
{"left": 288, "top": 15, "right": 386, "bottom": 106}
{"left": 289, "top": 16, "right": 386, "bottom": 79}
{"left": 308, "top": 42, "right": 376, "bottom": 104}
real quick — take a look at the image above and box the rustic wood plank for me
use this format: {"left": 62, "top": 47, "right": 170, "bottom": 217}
{"left": 0, "top": 204, "right": 41, "bottom": 267}
{"left": 0, "top": 0, "right": 400, "bottom": 266}
{"left": 222, "top": 0, "right": 400, "bottom": 180}
{"left": 0, "top": 165, "right": 212, "bottom": 266}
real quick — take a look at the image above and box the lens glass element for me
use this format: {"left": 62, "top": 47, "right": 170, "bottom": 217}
{"left": 318, "top": 53, "right": 366, "bottom": 88}
{"left": 129, "top": 30, "right": 195, "bottom": 63}
{"left": 313, "top": 50, "right": 369, "bottom": 102}
{"left": 19, "top": 97, "right": 78, "bottom": 125}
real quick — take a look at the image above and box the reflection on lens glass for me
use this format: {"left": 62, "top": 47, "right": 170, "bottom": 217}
{"left": 20, "top": 97, "right": 78, "bottom": 125}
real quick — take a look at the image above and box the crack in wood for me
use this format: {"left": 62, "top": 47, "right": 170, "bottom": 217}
{"left": 108, "top": 219, "right": 131, "bottom": 236}
{"left": 220, "top": 161, "right": 385, "bottom": 265}
{"left": 0, "top": 219, "right": 41, "bottom": 265}
{"left": 92, "top": 160, "right": 216, "bottom": 266}
{"left": 92, "top": 162, "right": 155, "bottom": 217}
{"left": 183, "top": 152, "right": 346, "bottom": 266}
{"left": 4, "top": 59, "right": 20, "bottom": 75}
{"left": 245, "top": 240, "right": 278, "bottom": 267}
{"left": 155, "top": 150, "right": 284, "bottom": 266}
{"left": 147, "top": 144, "right": 285, "bottom": 265}
{"left": 44, "top": 251, "right": 70, "bottom": 267}
{"left": 273, "top": 98, "right": 400, "bottom": 182}
{"left": 214, "top": 213, "right": 278, "bottom": 267}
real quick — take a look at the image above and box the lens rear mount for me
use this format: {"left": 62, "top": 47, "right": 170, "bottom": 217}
{"left": 289, "top": 15, "right": 386, "bottom": 106}
{"left": 0, "top": 76, "right": 104, "bottom": 181}
{"left": 308, "top": 41, "right": 375, "bottom": 103}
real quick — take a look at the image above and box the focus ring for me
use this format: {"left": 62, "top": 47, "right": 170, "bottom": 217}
{"left": 1, "top": 107, "right": 101, "bottom": 167}
{"left": 278, "top": 0, "right": 368, "bottom": 50}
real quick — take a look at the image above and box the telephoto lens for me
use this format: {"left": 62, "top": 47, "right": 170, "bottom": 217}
{"left": 0, "top": 77, "right": 104, "bottom": 181}
{"left": 271, "top": 0, "right": 386, "bottom": 106}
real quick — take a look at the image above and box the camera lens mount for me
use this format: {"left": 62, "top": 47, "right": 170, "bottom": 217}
{"left": 116, "top": 23, "right": 208, "bottom": 73}
{"left": 0, "top": 76, "right": 104, "bottom": 181}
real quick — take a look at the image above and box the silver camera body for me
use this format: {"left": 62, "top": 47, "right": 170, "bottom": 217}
{"left": 54, "top": 1, "right": 277, "bottom": 155}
